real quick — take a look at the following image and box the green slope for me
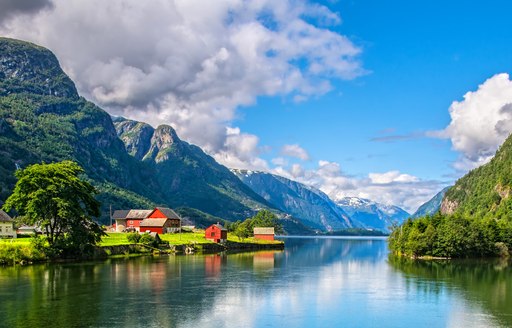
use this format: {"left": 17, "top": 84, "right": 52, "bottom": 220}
{"left": 0, "top": 37, "right": 272, "bottom": 225}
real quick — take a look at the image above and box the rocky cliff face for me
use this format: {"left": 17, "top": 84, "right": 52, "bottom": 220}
{"left": 0, "top": 37, "right": 78, "bottom": 98}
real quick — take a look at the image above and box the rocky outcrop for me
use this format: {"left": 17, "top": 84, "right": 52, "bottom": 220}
{"left": 440, "top": 199, "right": 458, "bottom": 215}
{"left": 0, "top": 37, "right": 78, "bottom": 98}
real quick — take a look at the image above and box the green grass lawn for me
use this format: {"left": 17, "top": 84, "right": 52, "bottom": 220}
{"left": 100, "top": 230, "right": 282, "bottom": 246}
{"left": 0, "top": 238, "right": 31, "bottom": 245}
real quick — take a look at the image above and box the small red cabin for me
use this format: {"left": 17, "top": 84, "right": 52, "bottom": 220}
{"left": 205, "top": 223, "right": 227, "bottom": 243}
{"left": 254, "top": 227, "right": 275, "bottom": 241}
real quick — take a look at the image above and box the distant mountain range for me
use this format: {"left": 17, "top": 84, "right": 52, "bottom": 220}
{"left": 232, "top": 169, "right": 355, "bottom": 231}
{"left": 336, "top": 197, "right": 410, "bottom": 232}
{"left": 232, "top": 170, "right": 410, "bottom": 232}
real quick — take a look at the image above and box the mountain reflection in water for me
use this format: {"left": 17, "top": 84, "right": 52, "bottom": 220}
{"left": 0, "top": 237, "right": 510, "bottom": 327}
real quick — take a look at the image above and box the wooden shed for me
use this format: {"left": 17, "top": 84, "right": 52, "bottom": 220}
{"left": 205, "top": 223, "right": 227, "bottom": 243}
{"left": 254, "top": 227, "right": 275, "bottom": 241}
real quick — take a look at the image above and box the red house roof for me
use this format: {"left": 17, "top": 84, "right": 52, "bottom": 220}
{"left": 152, "top": 207, "right": 181, "bottom": 219}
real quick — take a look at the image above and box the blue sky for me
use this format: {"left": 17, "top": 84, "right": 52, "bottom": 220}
{"left": 2, "top": 0, "right": 512, "bottom": 211}
{"left": 238, "top": 0, "right": 512, "bottom": 180}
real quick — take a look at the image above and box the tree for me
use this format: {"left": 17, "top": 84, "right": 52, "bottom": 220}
{"left": 250, "top": 210, "right": 284, "bottom": 234}
{"left": 233, "top": 219, "right": 251, "bottom": 241}
{"left": 3, "top": 161, "right": 104, "bottom": 257}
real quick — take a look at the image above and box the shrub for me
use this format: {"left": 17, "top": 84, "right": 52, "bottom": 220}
{"left": 126, "top": 232, "right": 141, "bottom": 243}
{"left": 139, "top": 233, "right": 157, "bottom": 247}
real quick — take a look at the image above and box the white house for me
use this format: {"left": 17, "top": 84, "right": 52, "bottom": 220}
{"left": 0, "top": 209, "right": 16, "bottom": 239}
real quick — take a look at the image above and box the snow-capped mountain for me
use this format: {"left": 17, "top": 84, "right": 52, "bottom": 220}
{"left": 336, "top": 197, "right": 410, "bottom": 232}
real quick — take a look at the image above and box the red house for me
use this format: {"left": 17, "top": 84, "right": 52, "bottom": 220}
{"left": 254, "top": 227, "right": 275, "bottom": 241}
{"left": 205, "top": 223, "right": 227, "bottom": 243}
{"left": 148, "top": 207, "right": 181, "bottom": 232}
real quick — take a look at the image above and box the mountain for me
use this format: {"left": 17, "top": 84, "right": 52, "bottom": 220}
{"left": 336, "top": 197, "right": 410, "bottom": 232}
{"left": 113, "top": 117, "right": 273, "bottom": 219}
{"left": 0, "top": 37, "right": 272, "bottom": 225}
{"left": 441, "top": 134, "right": 512, "bottom": 219}
{"left": 232, "top": 169, "right": 355, "bottom": 231}
{"left": 411, "top": 186, "right": 450, "bottom": 218}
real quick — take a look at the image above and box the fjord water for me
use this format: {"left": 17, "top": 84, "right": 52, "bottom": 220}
{"left": 1, "top": 237, "right": 511, "bottom": 328}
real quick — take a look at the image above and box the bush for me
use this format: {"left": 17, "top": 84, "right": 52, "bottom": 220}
{"left": 139, "top": 233, "right": 157, "bottom": 247}
{"left": 126, "top": 232, "right": 141, "bottom": 243}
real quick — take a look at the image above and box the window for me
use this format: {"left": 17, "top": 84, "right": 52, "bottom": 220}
{"left": 211, "top": 231, "right": 215, "bottom": 237}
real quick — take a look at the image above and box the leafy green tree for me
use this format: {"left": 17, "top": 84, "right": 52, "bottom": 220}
{"left": 249, "top": 210, "right": 284, "bottom": 234}
{"left": 234, "top": 219, "right": 251, "bottom": 241}
{"left": 3, "top": 161, "right": 104, "bottom": 257}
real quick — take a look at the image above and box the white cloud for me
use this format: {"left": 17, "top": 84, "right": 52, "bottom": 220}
{"left": 369, "top": 171, "right": 419, "bottom": 184}
{"left": 0, "top": 0, "right": 364, "bottom": 168}
{"left": 273, "top": 160, "right": 444, "bottom": 213}
{"left": 281, "top": 144, "right": 310, "bottom": 161}
{"left": 432, "top": 73, "right": 512, "bottom": 171}
{"left": 212, "top": 127, "right": 269, "bottom": 171}
{"left": 271, "top": 157, "right": 288, "bottom": 166}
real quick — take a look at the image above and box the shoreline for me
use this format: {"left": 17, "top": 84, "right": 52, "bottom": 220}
{"left": 0, "top": 238, "right": 285, "bottom": 266}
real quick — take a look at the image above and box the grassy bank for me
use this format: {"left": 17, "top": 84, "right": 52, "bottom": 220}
{"left": 0, "top": 239, "right": 46, "bottom": 265}
{"left": 1, "top": 231, "right": 283, "bottom": 265}
{"left": 99, "top": 231, "right": 283, "bottom": 247}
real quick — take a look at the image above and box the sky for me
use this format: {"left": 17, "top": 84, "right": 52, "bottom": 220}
{"left": 1, "top": 0, "right": 512, "bottom": 213}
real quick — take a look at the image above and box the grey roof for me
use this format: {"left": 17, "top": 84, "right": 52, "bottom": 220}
{"left": 126, "top": 209, "right": 153, "bottom": 219}
{"left": 140, "top": 218, "right": 169, "bottom": 227}
{"left": 211, "top": 223, "right": 227, "bottom": 231}
{"left": 0, "top": 209, "right": 13, "bottom": 222}
{"left": 112, "top": 210, "right": 130, "bottom": 219}
{"left": 154, "top": 207, "right": 181, "bottom": 220}
{"left": 254, "top": 227, "right": 275, "bottom": 235}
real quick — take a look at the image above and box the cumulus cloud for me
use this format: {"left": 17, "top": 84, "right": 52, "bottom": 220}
{"left": 0, "top": 0, "right": 364, "bottom": 168}
{"left": 431, "top": 73, "right": 512, "bottom": 171}
{"left": 212, "top": 127, "right": 269, "bottom": 171}
{"left": 273, "top": 160, "right": 445, "bottom": 213}
{"left": 280, "top": 144, "right": 310, "bottom": 160}
{"left": 0, "top": 0, "right": 53, "bottom": 25}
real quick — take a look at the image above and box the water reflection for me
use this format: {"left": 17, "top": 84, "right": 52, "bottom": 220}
{"left": 389, "top": 256, "right": 512, "bottom": 327}
{"left": 0, "top": 238, "right": 510, "bottom": 327}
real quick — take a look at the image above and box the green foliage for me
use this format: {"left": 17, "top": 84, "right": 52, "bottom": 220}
{"left": 3, "top": 161, "right": 104, "bottom": 257}
{"left": 443, "top": 134, "right": 512, "bottom": 219}
{"left": 229, "top": 210, "right": 283, "bottom": 240}
{"left": 0, "top": 241, "right": 47, "bottom": 265}
{"left": 139, "top": 233, "right": 158, "bottom": 247}
{"left": 389, "top": 212, "right": 512, "bottom": 258}
{"left": 126, "top": 232, "right": 141, "bottom": 243}
{"left": 248, "top": 209, "right": 284, "bottom": 234}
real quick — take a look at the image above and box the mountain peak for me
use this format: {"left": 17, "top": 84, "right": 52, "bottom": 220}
{"left": 0, "top": 37, "right": 78, "bottom": 99}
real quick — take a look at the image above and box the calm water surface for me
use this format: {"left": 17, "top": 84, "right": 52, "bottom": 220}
{"left": 1, "top": 237, "right": 512, "bottom": 328}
